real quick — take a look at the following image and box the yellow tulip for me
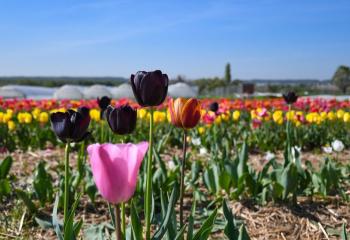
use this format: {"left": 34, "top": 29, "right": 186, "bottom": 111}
{"left": 138, "top": 108, "right": 147, "bottom": 119}
{"left": 327, "top": 111, "right": 336, "bottom": 121}
{"left": 337, "top": 109, "right": 345, "bottom": 119}
{"left": 89, "top": 109, "right": 101, "bottom": 122}
{"left": 198, "top": 126, "right": 205, "bottom": 135}
{"left": 344, "top": 112, "right": 350, "bottom": 123}
{"left": 7, "top": 120, "right": 16, "bottom": 131}
{"left": 32, "top": 108, "right": 41, "bottom": 120}
{"left": 232, "top": 110, "right": 240, "bottom": 121}
{"left": 39, "top": 112, "right": 49, "bottom": 124}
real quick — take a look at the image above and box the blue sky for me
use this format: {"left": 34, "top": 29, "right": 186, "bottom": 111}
{"left": 0, "top": 0, "right": 349, "bottom": 80}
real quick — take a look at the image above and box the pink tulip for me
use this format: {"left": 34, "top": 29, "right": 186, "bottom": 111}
{"left": 87, "top": 141, "right": 148, "bottom": 204}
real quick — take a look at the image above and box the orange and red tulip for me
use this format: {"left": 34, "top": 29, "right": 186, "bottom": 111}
{"left": 168, "top": 98, "right": 201, "bottom": 129}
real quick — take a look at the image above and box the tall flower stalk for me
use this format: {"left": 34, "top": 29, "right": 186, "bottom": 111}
{"left": 145, "top": 108, "right": 154, "bottom": 239}
{"left": 64, "top": 140, "right": 70, "bottom": 225}
{"left": 168, "top": 98, "right": 201, "bottom": 228}
{"left": 50, "top": 107, "right": 91, "bottom": 235}
{"left": 179, "top": 130, "right": 187, "bottom": 226}
{"left": 130, "top": 70, "right": 168, "bottom": 239}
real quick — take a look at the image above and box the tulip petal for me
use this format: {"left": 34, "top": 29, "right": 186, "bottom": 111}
{"left": 50, "top": 112, "right": 71, "bottom": 141}
{"left": 87, "top": 142, "right": 148, "bottom": 204}
{"left": 181, "top": 98, "right": 201, "bottom": 129}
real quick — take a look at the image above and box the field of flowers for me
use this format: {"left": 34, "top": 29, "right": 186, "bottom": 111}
{"left": 1, "top": 73, "right": 350, "bottom": 239}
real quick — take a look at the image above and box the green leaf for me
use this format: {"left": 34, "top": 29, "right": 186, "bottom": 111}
{"left": 174, "top": 224, "right": 187, "bottom": 240}
{"left": 64, "top": 192, "right": 82, "bottom": 239}
{"left": 238, "top": 225, "right": 250, "bottom": 240}
{"left": 187, "top": 199, "right": 196, "bottom": 240}
{"left": 35, "top": 215, "right": 53, "bottom": 230}
{"left": 130, "top": 200, "right": 143, "bottom": 240}
{"left": 280, "top": 162, "right": 298, "bottom": 199}
{"left": 15, "top": 189, "right": 37, "bottom": 214}
{"left": 222, "top": 200, "right": 239, "bottom": 239}
{"left": 192, "top": 208, "right": 218, "bottom": 240}
{"left": 33, "top": 161, "right": 53, "bottom": 206}
{"left": 237, "top": 142, "right": 248, "bottom": 179}
{"left": 52, "top": 194, "right": 64, "bottom": 240}
{"left": 0, "top": 156, "right": 13, "bottom": 179}
{"left": 152, "top": 183, "right": 179, "bottom": 240}
{"left": 342, "top": 223, "right": 348, "bottom": 240}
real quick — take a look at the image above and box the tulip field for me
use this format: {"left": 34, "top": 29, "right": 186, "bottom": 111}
{"left": 1, "top": 79, "right": 350, "bottom": 238}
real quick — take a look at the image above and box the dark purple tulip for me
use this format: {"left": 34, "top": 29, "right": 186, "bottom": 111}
{"left": 283, "top": 91, "right": 298, "bottom": 105}
{"left": 106, "top": 105, "right": 137, "bottom": 135}
{"left": 97, "top": 96, "right": 111, "bottom": 110}
{"left": 97, "top": 96, "right": 111, "bottom": 119}
{"left": 50, "top": 107, "right": 91, "bottom": 143}
{"left": 209, "top": 102, "right": 219, "bottom": 113}
{"left": 130, "top": 70, "right": 169, "bottom": 107}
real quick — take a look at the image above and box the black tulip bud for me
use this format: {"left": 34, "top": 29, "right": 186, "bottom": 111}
{"left": 209, "top": 102, "right": 219, "bottom": 113}
{"left": 106, "top": 105, "right": 137, "bottom": 135}
{"left": 97, "top": 96, "right": 112, "bottom": 119}
{"left": 97, "top": 96, "right": 111, "bottom": 110}
{"left": 283, "top": 91, "right": 298, "bottom": 105}
{"left": 130, "top": 70, "right": 169, "bottom": 107}
{"left": 50, "top": 107, "right": 91, "bottom": 143}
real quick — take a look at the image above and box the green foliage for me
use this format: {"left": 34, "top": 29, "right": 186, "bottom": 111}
{"left": 332, "top": 65, "right": 350, "bottom": 93}
{"left": 225, "top": 63, "right": 232, "bottom": 83}
{"left": 33, "top": 161, "right": 53, "bottom": 206}
{"left": 0, "top": 156, "right": 13, "bottom": 200}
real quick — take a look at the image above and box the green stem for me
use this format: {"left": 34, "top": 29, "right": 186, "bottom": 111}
{"left": 115, "top": 204, "right": 122, "bottom": 240}
{"left": 286, "top": 104, "right": 292, "bottom": 166}
{"left": 64, "top": 141, "right": 70, "bottom": 227}
{"left": 145, "top": 107, "right": 154, "bottom": 240}
{"left": 179, "top": 130, "right": 187, "bottom": 228}
{"left": 121, "top": 202, "right": 126, "bottom": 236}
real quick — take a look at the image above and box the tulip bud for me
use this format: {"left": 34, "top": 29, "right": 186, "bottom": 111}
{"left": 168, "top": 98, "right": 201, "bottom": 129}
{"left": 97, "top": 96, "right": 111, "bottom": 119}
{"left": 106, "top": 105, "right": 137, "bottom": 135}
{"left": 283, "top": 91, "right": 298, "bottom": 105}
{"left": 50, "top": 107, "right": 91, "bottom": 143}
{"left": 130, "top": 70, "right": 169, "bottom": 107}
{"left": 209, "top": 102, "right": 219, "bottom": 113}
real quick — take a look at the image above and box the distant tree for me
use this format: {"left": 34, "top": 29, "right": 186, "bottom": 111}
{"left": 225, "top": 63, "right": 231, "bottom": 84}
{"left": 332, "top": 65, "right": 350, "bottom": 93}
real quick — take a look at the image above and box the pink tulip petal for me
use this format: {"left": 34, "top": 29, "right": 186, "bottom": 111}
{"left": 87, "top": 141, "right": 148, "bottom": 204}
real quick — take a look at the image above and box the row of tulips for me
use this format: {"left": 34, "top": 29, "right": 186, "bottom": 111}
{"left": 2, "top": 103, "right": 350, "bottom": 153}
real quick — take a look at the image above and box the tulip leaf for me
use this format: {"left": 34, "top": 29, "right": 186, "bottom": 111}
{"left": 342, "top": 223, "right": 348, "bottom": 240}
{"left": 237, "top": 142, "right": 248, "bottom": 179}
{"left": 280, "top": 162, "right": 298, "bottom": 199}
{"left": 130, "top": 200, "right": 143, "bottom": 240}
{"left": 192, "top": 208, "right": 218, "bottom": 240}
{"left": 187, "top": 198, "right": 197, "bottom": 240}
{"left": 152, "top": 183, "right": 179, "bottom": 240}
{"left": 64, "top": 192, "right": 82, "bottom": 239}
{"left": 15, "top": 189, "right": 37, "bottom": 214}
{"left": 174, "top": 224, "right": 187, "bottom": 240}
{"left": 52, "top": 194, "right": 64, "bottom": 240}
{"left": 33, "top": 161, "right": 53, "bottom": 206}
{"left": 0, "top": 156, "right": 12, "bottom": 179}
{"left": 160, "top": 189, "right": 176, "bottom": 239}
{"left": 238, "top": 224, "right": 251, "bottom": 240}
{"left": 107, "top": 203, "right": 116, "bottom": 228}
{"left": 0, "top": 179, "right": 11, "bottom": 200}
{"left": 222, "top": 200, "right": 240, "bottom": 239}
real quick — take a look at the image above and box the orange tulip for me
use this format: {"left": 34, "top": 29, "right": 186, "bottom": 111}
{"left": 168, "top": 98, "right": 201, "bottom": 129}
